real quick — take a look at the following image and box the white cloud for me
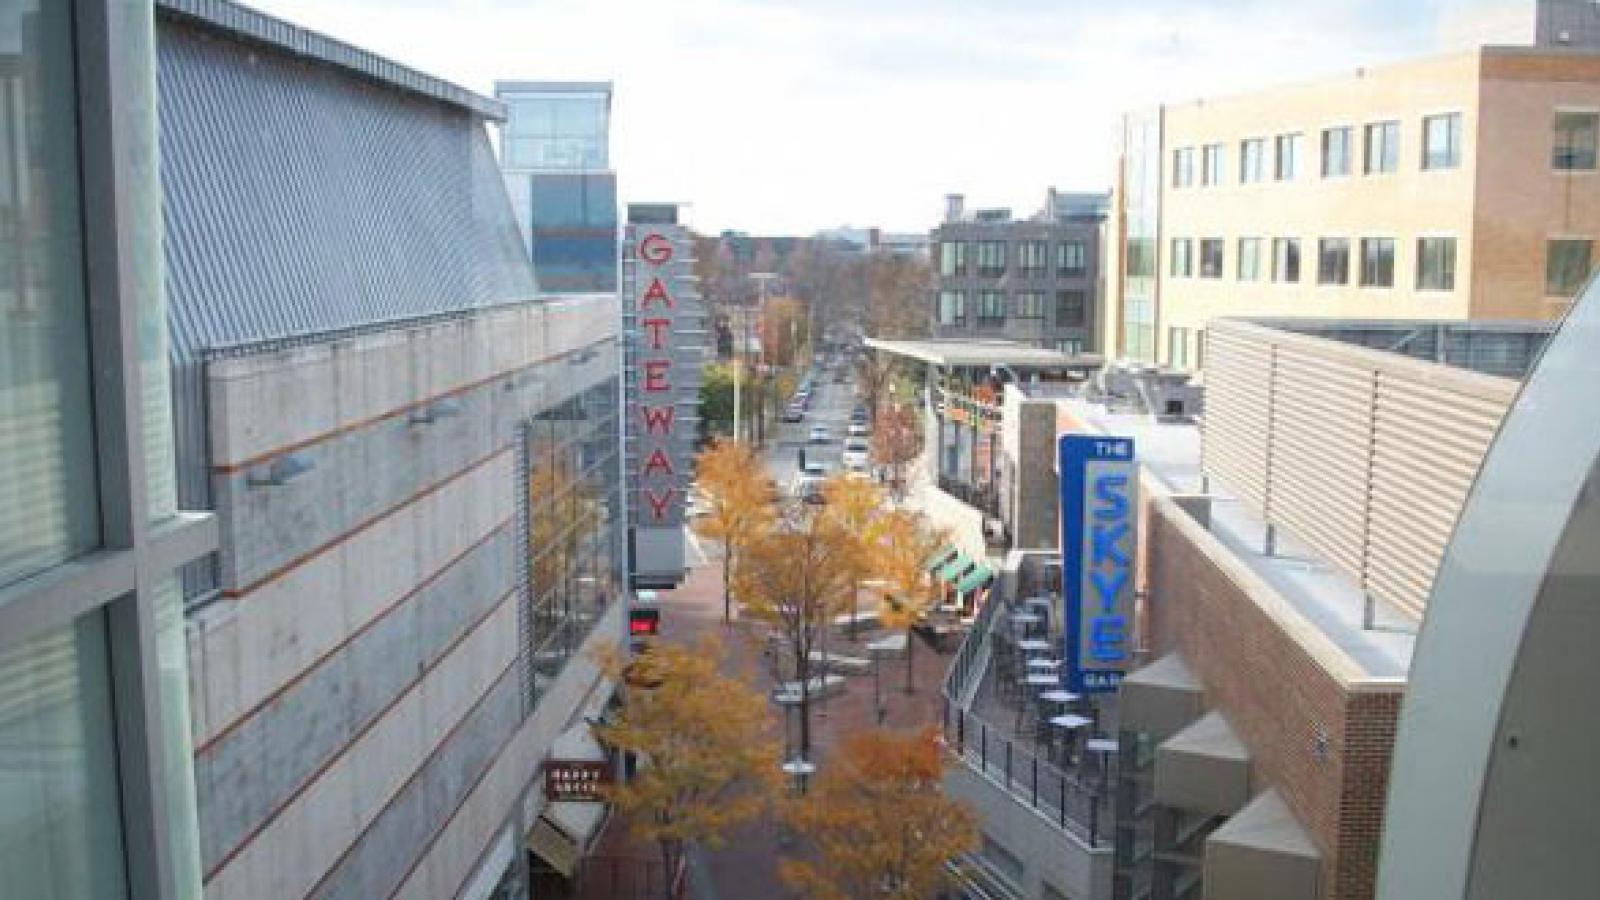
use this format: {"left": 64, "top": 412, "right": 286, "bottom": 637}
{"left": 244, "top": 0, "right": 1532, "bottom": 233}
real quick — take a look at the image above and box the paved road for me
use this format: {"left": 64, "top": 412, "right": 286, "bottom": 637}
{"left": 763, "top": 368, "right": 857, "bottom": 494}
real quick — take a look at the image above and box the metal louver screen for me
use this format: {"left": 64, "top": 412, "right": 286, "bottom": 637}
{"left": 1201, "top": 320, "right": 1516, "bottom": 621}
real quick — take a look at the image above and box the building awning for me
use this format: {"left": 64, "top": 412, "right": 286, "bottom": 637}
{"left": 865, "top": 337, "right": 1104, "bottom": 370}
{"left": 955, "top": 566, "right": 994, "bottom": 594}
{"left": 925, "top": 547, "right": 958, "bottom": 572}
{"left": 527, "top": 722, "right": 611, "bottom": 879}
{"left": 938, "top": 554, "right": 975, "bottom": 582}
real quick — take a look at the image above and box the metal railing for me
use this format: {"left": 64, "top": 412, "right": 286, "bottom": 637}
{"left": 941, "top": 593, "right": 1110, "bottom": 847}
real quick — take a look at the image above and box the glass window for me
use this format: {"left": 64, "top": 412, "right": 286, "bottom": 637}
{"left": 1015, "top": 290, "right": 1045, "bottom": 318}
{"left": 1199, "top": 239, "right": 1224, "bottom": 278}
{"left": 936, "top": 290, "right": 966, "bottom": 325}
{"left": 504, "top": 94, "right": 610, "bottom": 169}
{"left": 1054, "top": 338, "right": 1083, "bottom": 355}
{"left": 1056, "top": 240, "right": 1086, "bottom": 277}
{"left": 1169, "top": 238, "right": 1192, "bottom": 278}
{"left": 0, "top": 611, "right": 129, "bottom": 900}
{"left": 1423, "top": 113, "right": 1462, "bottom": 170}
{"left": 977, "top": 290, "right": 1005, "bottom": 323}
{"left": 1240, "top": 138, "right": 1266, "bottom": 183}
{"left": 1417, "top": 238, "right": 1457, "bottom": 291}
{"left": 1365, "top": 120, "right": 1400, "bottom": 174}
{"left": 1055, "top": 290, "right": 1086, "bottom": 327}
{"left": 1322, "top": 126, "right": 1351, "bottom": 177}
{"left": 976, "top": 241, "right": 1006, "bottom": 277}
{"left": 1553, "top": 112, "right": 1598, "bottom": 170}
{"left": 1172, "top": 147, "right": 1194, "bottom": 188}
{"left": 1361, "top": 238, "right": 1396, "bottom": 287}
{"left": 1, "top": 0, "right": 99, "bottom": 588}
{"left": 1018, "top": 241, "right": 1048, "bottom": 277}
{"left": 1238, "top": 237, "right": 1262, "bottom": 280}
{"left": 938, "top": 240, "right": 967, "bottom": 277}
{"left": 1545, "top": 239, "right": 1593, "bottom": 295}
{"left": 1275, "top": 133, "right": 1302, "bottom": 180}
{"left": 1202, "top": 143, "right": 1225, "bottom": 186}
{"left": 1272, "top": 238, "right": 1301, "bottom": 282}
{"left": 1318, "top": 238, "right": 1350, "bottom": 285}
{"left": 1168, "top": 326, "right": 1191, "bottom": 368}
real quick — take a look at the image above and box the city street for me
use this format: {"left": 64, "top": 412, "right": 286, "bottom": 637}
{"left": 584, "top": 372, "right": 955, "bottom": 899}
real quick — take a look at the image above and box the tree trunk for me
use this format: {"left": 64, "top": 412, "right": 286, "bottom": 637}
{"left": 797, "top": 652, "right": 813, "bottom": 771}
{"left": 848, "top": 579, "right": 859, "bottom": 638}
{"left": 659, "top": 838, "right": 678, "bottom": 900}
{"left": 721, "top": 545, "right": 733, "bottom": 624}
{"left": 904, "top": 626, "right": 916, "bottom": 694}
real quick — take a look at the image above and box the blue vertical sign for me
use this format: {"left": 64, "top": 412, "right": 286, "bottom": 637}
{"left": 1059, "top": 434, "right": 1137, "bottom": 694}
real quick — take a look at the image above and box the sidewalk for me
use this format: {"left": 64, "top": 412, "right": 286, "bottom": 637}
{"left": 586, "top": 549, "right": 955, "bottom": 897}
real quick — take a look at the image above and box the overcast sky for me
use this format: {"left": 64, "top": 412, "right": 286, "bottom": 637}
{"left": 249, "top": 0, "right": 1532, "bottom": 235}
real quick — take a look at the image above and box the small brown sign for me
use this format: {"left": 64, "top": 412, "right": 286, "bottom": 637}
{"left": 544, "top": 759, "right": 612, "bottom": 802}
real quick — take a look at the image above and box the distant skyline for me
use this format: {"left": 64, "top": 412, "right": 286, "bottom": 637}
{"left": 250, "top": 0, "right": 1532, "bottom": 234}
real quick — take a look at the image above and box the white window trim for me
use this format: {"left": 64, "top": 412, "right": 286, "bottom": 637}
{"left": 1239, "top": 136, "right": 1268, "bottom": 183}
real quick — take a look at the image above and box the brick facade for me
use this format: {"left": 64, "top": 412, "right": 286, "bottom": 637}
{"left": 1144, "top": 500, "right": 1402, "bottom": 900}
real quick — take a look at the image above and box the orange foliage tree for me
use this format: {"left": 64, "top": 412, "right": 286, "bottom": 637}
{"left": 876, "top": 509, "right": 950, "bottom": 694}
{"left": 595, "top": 637, "right": 779, "bottom": 896}
{"left": 735, "top": 503, "right": 855, "bottom": 773}
{"left": 779, "top": 727, "right": 978, "bottom": 899}
{"left": 821, "top": 474, "right": 890, "bottom": 638}
{"left": 693, "top": 439, "right": 775, "bottom": 623}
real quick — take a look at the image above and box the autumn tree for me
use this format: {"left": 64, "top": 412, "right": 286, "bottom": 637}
{"left": 735, "top": 503, "right": 856, "bottom": 773}
{"left": 871, "top": 403, "right": 924, "bottom": 495}
{"left": 759, "top": 295, "right": 811, "bottom": 368}
{"left": 876, "top": 510, "right": 949, "bottom": 694}
{"left": 864, "top": 253, "right": 932, "bottom": 340}
{"left": 779, "top": 727, "right": 979, "bottom": 900}
{"left": 854, "top": 351, "right": 895, "bottom": 428}
{"left": 596, "top": 638, "right": 779, "bottom": 897}
{"left": 820, "top": 475, "right": 889, "bottom": 638}
{"left": 693, "top": 439, "right": 774, "bottom": 623}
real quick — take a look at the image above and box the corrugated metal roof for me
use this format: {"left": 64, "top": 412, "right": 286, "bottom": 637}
{"left": 158, "top": 13, "right": 541, "bottom": 574}
{"left": 157, "top": 0, "right": 505, "bottom": 120}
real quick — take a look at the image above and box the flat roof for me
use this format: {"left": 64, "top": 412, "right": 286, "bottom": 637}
{"left": 865, "top": 337, "right": 1103, "bottom": 369}
{"left": 157, "top": 0, "right": 505, "bottom": 121}
{"left": 1057, "top": 398, "right": 1414, "bottom": 682}
{"left": 1242, "top": 317, "right": 1553, "bottom": 380}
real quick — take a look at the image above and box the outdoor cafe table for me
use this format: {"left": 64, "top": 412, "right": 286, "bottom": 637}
{"left": 1050, "top": 714, "right": 1094, "bottom": 730}
{"left": 1026, "top": 657, "right": 1062, "bottom": 670}
{"left": 1024, "top": 673, "right": 1059, "bottom": 687}
{"left": 1009, "top": 612, "right": 1042, "bottom": 625}
{"left": 1016, "top": 638, "right": 1052, "bottom": 653}
{"left": 1039, "top": 689, "right": 1080, "bottom": 705}
{"left": 1024, "top": 596, "right": 1053, "bottom": 610}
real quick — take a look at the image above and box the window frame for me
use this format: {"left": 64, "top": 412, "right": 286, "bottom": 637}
{"left": 1169, "top": 237, "right": 1193, "bottom": 278}
{"left": 1317, "top": 237, "right": 1351, "bottom": 286}
{"left": 1415, "top": 235, "right": 1458, "bottom": 292}
{"left": 1552, "top": 108, "right": 1600, "bottom": 172}
{"left": 1321, "top": 125, "right": 1352, "bottom": 178}
{"left": 1172, "top": 146, "right": 1195, "bottom": 188}
{"left": 1275, "top": 132, "right": 1303, "bottom": 181}
{"left": 1360, "top": 237, "right": 1397, "bottom": 288}
{"left": 1544, "top": 237, "right": 1594, "bottom": 296}
{"left": 1237, "top": 237, "right": 1263, "bottom": 281}
{"left": 1201, "top": 142, "right": 1225, "bottom": 186}
{"left": 1199, "top": 238, "right": 1224, "bottom": 279}
{"left": 1240, "top": 137, "right": 1266, "bottom": 183}
{"left": 1054, "top": 289, "right": 1087, "bottom": 327}
{"left": 1271, "top": 237, "right": 1301, "bottom": 283}
{"left": 1421, "top": 112, "right": 1463, "bottom": 171}
{"left": 1364, "top": 119, "right": 1401, "bottom": 175}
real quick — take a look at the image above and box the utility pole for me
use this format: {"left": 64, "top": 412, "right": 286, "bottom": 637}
{"left": 748, "top": 272, "right": 778, "bottom": 445}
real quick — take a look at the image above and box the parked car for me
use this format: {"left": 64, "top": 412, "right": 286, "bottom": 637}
{"left": 790, "top": 472, "right": 826, "bottom": 504}
{"left": 807, "top": 425, "right": 831, "bottom": 444}
{"left": 847, "top": 422, "right": 869, "bottom": 438}
{"left": 782, "top": 405, "right": 805, "bottom": 423}
{"left": 842, "top": 438, "right": 870, "bottom": 471}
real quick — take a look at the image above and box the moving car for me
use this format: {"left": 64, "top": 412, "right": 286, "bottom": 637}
{"left": 808, "top": 425, "right": 831, "bottom": 444}
{"left": 782, "top": 404, "right": 805, "bottom": 423}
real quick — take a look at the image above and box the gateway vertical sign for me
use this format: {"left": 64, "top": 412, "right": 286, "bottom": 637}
{"left": 1059, "top": 434, "right": 1138, "bottom": 694}
{"left": 622, "top": 204, "right": 705, "bottom": 588}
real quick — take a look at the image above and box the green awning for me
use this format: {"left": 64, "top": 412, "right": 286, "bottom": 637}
{"left": 955, "top": 566, "right": 994, "bottom": 594}
{"left": 925, "top": 547, "right": 957, "bottom": 572}
{"left": 939, "top": 554, "right": 974, "bottom": 582}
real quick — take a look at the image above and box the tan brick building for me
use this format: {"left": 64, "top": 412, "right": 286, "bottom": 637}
{"left": 1106, "top": 46, "right": 1600, "bottom": 368}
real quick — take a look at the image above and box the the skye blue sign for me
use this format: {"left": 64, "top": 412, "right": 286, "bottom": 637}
{"left": 1059, "top": 434, "right": 1137, "bottom": 694}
